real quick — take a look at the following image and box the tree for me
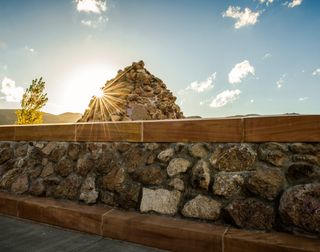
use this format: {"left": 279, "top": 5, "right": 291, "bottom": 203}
{"left": 16, "top": 77, "right": 48, "bottom": 125}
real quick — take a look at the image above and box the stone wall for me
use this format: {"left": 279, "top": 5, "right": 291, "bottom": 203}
{"left": 0, "top": 141, "right": 319, "bottom": 237}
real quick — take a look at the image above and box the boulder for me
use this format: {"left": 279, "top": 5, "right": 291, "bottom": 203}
{"left": 167, "top": 158, "right": 192, "bottom": 177}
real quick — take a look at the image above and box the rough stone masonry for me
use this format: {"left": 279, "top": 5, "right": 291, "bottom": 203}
{"left": 0, "top": 141, "right": 320, "bottom": 237}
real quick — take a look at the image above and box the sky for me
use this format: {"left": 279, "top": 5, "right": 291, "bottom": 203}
{"left": 0, "top": 0, "right": 319, "bottom": 117}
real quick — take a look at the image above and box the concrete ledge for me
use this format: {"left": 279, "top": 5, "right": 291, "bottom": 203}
{"left": 0, "top": 192, "right": 319, "bottom": 252}
{"left": 0, "top": 115, "right": 320, "bottom": 142}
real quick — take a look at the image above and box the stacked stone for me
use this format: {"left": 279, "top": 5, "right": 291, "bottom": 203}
{"left": 78, "top": 60, "right": 184, "bottom": 122}
{"left": 0, "top": 141, "right": 320, "bottom": 236}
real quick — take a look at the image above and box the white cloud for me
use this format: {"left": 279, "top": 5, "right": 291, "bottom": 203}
{"left": 287, "top": 0, "right": 303, "bottom": 8}
{"left": 24, "top": 46, "right": 35, "bottom": 53}
{"left": 0, "top": 77, "right": 24, "bottom": 102}
{"left": 81, "top": 16, "right": 108, "bottom": 28}
{"left": 299, "top": 97, "right": 308, "bottom": 101}
{"left": 210, "top": 89, "right": 241, "bottom": 108}
{"left": 0, "top": 41, "right": 7, "bottom": 49}
{"left": 75, "top": 0, "right": 107, "bottom": 13}
{"left": 222, "top": 6, "right": 260, "bottom": 29}
{"left": 276, "top": 74, "right": 286, "bottom": 88}
{"left": 187, "top": 73, "right": 216, "bottom": 93}
{"left": 259, "top": 0, "right": 274, "bottom": 6}
{"left": 250, "top": 99, "right": 254, "bottom": 103}
{"left": 228, "top": 60, "right": 255, "bottom": 84}
{"left": 262, "top": 53, "right": 272, "bottom": 59}
{"left": 312, "top": 68, "right": 320, "bottom": 76}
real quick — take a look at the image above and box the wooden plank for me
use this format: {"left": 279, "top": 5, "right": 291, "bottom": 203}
{"left": 143, "top": 118, "right": 243, "bottom": 142}
{"left": 0, "top": 126, "right": 15, "bottom": 141}
{"left": 224, "top": 228, "right": 320, "bottom": 252}
{"left": 15, "top": 124, "right": 76, "bottom": 141}
{"left": 244, "top": 115, "right": 320, "bottom": 142}
{"left": 102, "top": 209, "right": 225, "bottom": 252}
{"left": 76, "top": 122, "right": 142, "bottom": 142}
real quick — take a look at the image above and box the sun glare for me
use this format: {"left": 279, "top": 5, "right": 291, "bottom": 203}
{"left": 61, "top": 64, "right": 116, "bottom": 113}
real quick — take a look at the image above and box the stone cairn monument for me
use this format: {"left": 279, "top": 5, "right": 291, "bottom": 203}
{"left": 78, "top": 60, "right": 184, "bottom": 122}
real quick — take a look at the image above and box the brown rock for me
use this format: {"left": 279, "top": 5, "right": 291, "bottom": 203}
{"left": 157, "top": 148, "right": 175, "bottom": 162}
{"left": 0, "top": 168, "right": 19, "bottom": 189}
{"left": 226, "top": 198, "right": 275, "bottom": 230}
{"left": 182, "top": 195, "right": 221, "bottom": 220}
{"left": 191, "top": 160, "right": 211, "bottom": 190}
{"left": 246, "top": 167, "right": 285, "bottom": 200}
{"left": 101, "top": 166, "right": 125, "bottom": 191}
{"left": 115, "top": 143, "right": 131, "bottom": 153}
{"left": 48, "top": 144, "right": 66, "bottom": 162}
{"left": 167, "top": 158, "right": 192, "bottom": 177}
{"left": 189, "top": 143, "right": 208, "bottom": 159}
{"left": 132, "top": 166, "right": 165, "bottom": 185}
{"left": 169, "top": 177, "right": 184, "bottom": 191}
{"left": 213, "top": 172, "right": 245, "bottom": 199}
{"left": 40, "top": 162, "right": 54, "bottom": 177}
{"left": 42, "top": 142, "right": 58, "bottom": 155}
{"left": 258, "top": 143, "right": 288, "bottom": 167}
{"left": 292, "top": 154, "right": 319, "bottom": 166}
{"left": 56, "top": 157, "right": 74, "bottom": 177}
{"left": 129, "top": 104, "right": 151, "bottom": 120}
{"left": 15, "top": 144, "right": 28, "bottom": 157}
{"left": 54, "top": 174, "right": 82, "bottom": 200}
{"left": 67, "top": 143, "right": 82, "bottom": 160}
{"left": 289, "top": 143, "right": 317, "bottom": 154}
{"left": 76, "top": 155, "right": 94, "bottom": 176}
{"left": 0, "top": 145, "right": 13, "bottom": 165}
{"left": 123, "top": 148, "right": 145, "bottom": 173}
{"left": 11, "top": 175, "right": 29, "bottom": 194}
{"left": 29, "top": 178, "right": 46, "bottom": 196}
{"left": 279, "top": 183, "right": 320, "bottom": 233}
{"left": 115, "top": 182, "right": 141, "bottom": 209}
{"left": 286, "top": 163, "right": 320, "bottom": 184}
{"left": 210, "top": 145, "right": 256, "bottom": 172}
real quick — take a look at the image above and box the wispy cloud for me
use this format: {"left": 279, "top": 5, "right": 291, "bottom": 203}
{"left": 222, "top": 6, "right": 260, "bottom": 29}
{"left": 298, "top": 97, "right": 308, "bottom": 101}
{"left": 228, "top": 60, "right": 255, "bottom": 84}
{"left": 0, "top": 77, "right": 24, "bottom": 102}
{"left": 81, "top": 16, "right": 108, "bottom": 28}
{"left": 24, "top": 46, "right": 35, "bottom": 53}
{"left": 286, "top": 0, "right": 303, "bottom": 8}
{"left": 75, "top": 0, "right": 107, "bottom": 13}
{"left": 262, "top": 53, "right": 272, "bottom": 59}
{"left": 259, "top": 0, "right": 274, "bottom": 6}
{"left": 312, "top": 68, "right": 320, "bottom": 76}
{"left": 187, "top": 73, "right": 216, "bottom": 93}
{"left": 210, "top": 89, "right": 241, "bottom": 108}
{"left": 276, "top": 74, "right": 286, "bottom": 88}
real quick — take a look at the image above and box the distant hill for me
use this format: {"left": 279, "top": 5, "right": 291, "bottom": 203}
{"left": 0, "top": 109, "right": 82, "bottom": 125}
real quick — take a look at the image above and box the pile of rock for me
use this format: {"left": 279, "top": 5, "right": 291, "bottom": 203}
{"left": 78, "top": 60, "right": 184, "bottom": 122}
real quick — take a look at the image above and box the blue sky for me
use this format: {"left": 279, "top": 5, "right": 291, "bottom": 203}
{"left": 0, "top": 0, "right": 319, "bottom": 116}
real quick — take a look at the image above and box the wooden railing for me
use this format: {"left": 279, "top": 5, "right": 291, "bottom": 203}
{"left": 0, "top": 115, "right": 319, "bottom": 142}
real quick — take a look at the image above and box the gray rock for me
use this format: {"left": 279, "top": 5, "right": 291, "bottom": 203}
{"left": 213, "top": 172, "right": 245, "bottom": 199}
{"left": 210, "top": 145, "right": 256, "bottom": 172}
{"left": 279, "top": 183, "right": 320, "bottom": 233}
{"left": 289, "top": 143, "right": 317, "bottom": 154}
{"left": 11, "top": 175, "right": 29, "bottom": 194}
{"left": 48, "top": 144, "right": 66, "bottom": 162}
{"left": 67, "top": 143, "right": 82, "bottom": 160}
{"left": 140, "top": 188, "right": 181, "bottom": 215}
{"left": 258, "top": 143, "right": 288, "bottom": 167}
{"left": 167, "top": 158, "right": 192, "bottom": 177}
{"left": 42, "top": 142, "right": 57, "bottom": 155}
{"left": 169, "top": 177, "right": 184, "bottom": 191}
{"left": 0, "top": 168, "right": 20, "bottom": 189}
{"left": 181, "top": 195, "right": 221, "bottom": 220}
{"left": 246, "top": 167, "right": 285, "bottom": 200}
{"left": 40, "top": 162, "right": 54, "bottom": 177}
{"left": 79, "top": 175, "right": 99, "bottom": 204}
{"left": 56, "top": 157, "right": 74, "bottom": 177}
{"left": 191, "top": 160, "right": 210, "bottom": 190}
{"left": 157, "top": 148, "right": 175, "bottom": 162}
{"left": 0, "top": 145, "right": 13, "bottom": 165}
{"left": 286, "top": 163, "right": 320, "bottom": 184}
{"left": 189, "top": 143, "right": 208, "bottom": 159}
{"left": 15, "top": 144, "right": 28, "bottom": 157}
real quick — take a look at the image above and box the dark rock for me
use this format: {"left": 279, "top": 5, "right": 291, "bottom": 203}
{"left": 292, "top": 154, "right": 319, "bottom": 166}
{"left": 76, "top": 155, "right": 94, "bottom": 176}
{"left": 0, "top": 168, "right": 20, "bottom": 189}
{"left": 258, "top": 143, "right": 288, "bottom": 167}
{"left": 43, "top": 175, "right": 61, "bottom": 185}
{"left": 246, "top": 167, "right": 285, "bottom": 200}
{"left": 40, "top": 162, "right": 54, "bottom": 177}
{"left": 56, "top": 157, "right": 74, "bottom": 177}
{"left": 115, "top": 143, "right": 131, "bottom": 153}
{"left": 49, "top": 145, "right": 66, "bottom": 162}
{"left": 29, "top": 178, "right": 46, "bottom": 196}
{"left": 15, "top": 144, "right": 28, "bottom": 157}
{"left": 95, "top": 150, "right": 116, "bottom": 174}
{"left": 123, "top": 148, "right": 145, "bottom": 173}
{"left": 210, "top": 145, "right": 256, "bottom": 172}
{"left": 286, "top": 163, "right": 320, "bottom": 184}
{"left": 213, "top": 172, "right": 245, "bottom": 199}
{"left": 225, "top": 198, "right": 275, "bottom": 230}
{"left": 0, "top": 145, "right": 13, "bottom": 165}
{"left": 289, "top": 143, "right": 317, "bottom": 154}
{"left": 279, "top": 183, "right": 320, "bottom": 233}
{"left": 100, "top": 191, "right": 117, "bottom": 206}
{"left": 101, "top": 166, "right": 125, "bottom": 192}
{"left": 11, "top": 174, "right": 29, "bottom": 194}
{"left": 67, "top": 143, "right": 82, "bottom": 160}
{"left": 25, "top": 160, "right": 42, "bottom": 179}
{"left": 29, "top": 147, "right": 44, "bottom": 160}
{"left": 191, "top": 160, "right": 210, "bottom": 190}
{"left": 54, "top": 174, "right": 82, "bottom": 200}
{"left": 115, "top": 182, "right": 141, "bottom": 209}
{"left": 132, "top": 166, "right": 165, "bottom": 185}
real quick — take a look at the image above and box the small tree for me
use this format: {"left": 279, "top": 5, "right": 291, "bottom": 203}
{"left": 16, "top": 77, "right": 48, "bottom": 125}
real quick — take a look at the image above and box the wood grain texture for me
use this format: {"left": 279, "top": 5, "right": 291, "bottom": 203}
{"left": 244, "top": 115, "right": 320, "bottom": 142}
{"left": 14, "top": 124, "right": 76, "bottom": 141}
{"left": 224, "top": 228, "right": 320, "bottom": 252}
{"left": 143, "top": 118, "right": 243, "bottom": 142}
{"left": 0, "top": 191, "right": 20, "bottom": 216}
{"left": 102, "top": 209, "right": 225, "bottom": 252}
{"left": 76, "top": 122, "right": 142, "bottom": 142}
{"left": 0, "top": 126, "right": 15, "bottom": 141}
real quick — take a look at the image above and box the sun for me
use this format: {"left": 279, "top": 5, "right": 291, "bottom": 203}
{"left": 61, "top": 64, "right": 116, "bottom": 113}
